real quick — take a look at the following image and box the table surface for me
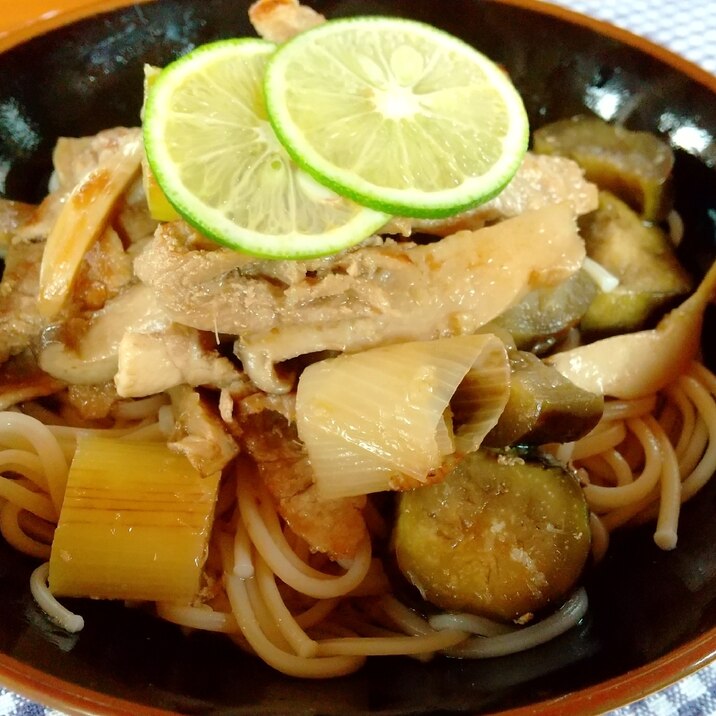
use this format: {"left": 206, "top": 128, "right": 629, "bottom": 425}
{"left": 1, "top": 1, "right": 716, "bottom": 715}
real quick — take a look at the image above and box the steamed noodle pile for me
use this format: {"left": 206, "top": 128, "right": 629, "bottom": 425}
{"left": 2, "top": 353, "right": 716, "bottom": 675}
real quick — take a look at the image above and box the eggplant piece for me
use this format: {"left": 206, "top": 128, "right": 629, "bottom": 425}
{"left": 579, "top": 191, "right": 692, "bottom": 337}
{"left": 483, "top": 350, "right": 603, "bottom": 447}
{"left": 492, "top": 269, "right": 598, "bottom": 354}
{"left": 394, "top": 449, "right": 590, "bottom": 622}
{"left": 533, "top": 115, "right": 673, "bottom": 221}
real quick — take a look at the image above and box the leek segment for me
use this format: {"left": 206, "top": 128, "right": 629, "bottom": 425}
{"left": 49, "top": 436, "right": 220, "bottom": 603}
{"left": 296, "top": 334, "right": 510, "bottom": 499}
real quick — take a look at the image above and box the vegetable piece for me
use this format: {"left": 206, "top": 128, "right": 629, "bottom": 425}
{"left": 533, "top": 115, "right": 674, "bottom": 221}
{"left": 491, "top": 269, "right": 598, "bottom": 354}
{"left": 395, "top": 449, "right": 591, "bottom": 622}
{"left": 37, "top": 135, "right": 142, "bottom": 320}
{"left": 484, "top": 350, "right": 604, "bottom": 447}
{"left": 49, "top": 436, "right": 220, "bottom": 603}
{"left": 296, "top": 334, "right": 510, "bottom": 499}
{"left": 548, "top": 259, "right": 716, "bottom": 399}
{"left": 579, "top": 191, "right": 691, "bottom": 336}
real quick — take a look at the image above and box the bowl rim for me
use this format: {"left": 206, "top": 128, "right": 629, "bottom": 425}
{"left": 1, "top": 0, "right": 716, "bottom": 714}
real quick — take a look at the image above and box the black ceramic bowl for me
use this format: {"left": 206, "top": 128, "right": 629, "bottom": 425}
{"left": 1, "top": 1, "right": 716, "bottom": 713}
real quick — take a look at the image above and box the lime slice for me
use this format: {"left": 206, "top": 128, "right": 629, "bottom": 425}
{"left": 143, "top": 39, "right": 389, "bottom": 259}
{"left": 264, "top": 17, "right": 529, "bottom": 219}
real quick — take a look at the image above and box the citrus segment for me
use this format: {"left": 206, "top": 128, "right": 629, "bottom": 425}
{"left": 264, "top": 17, "right": 529, "bottom": 218}
{"left": 142, "top": 39, "right": 388, "bottom": 259}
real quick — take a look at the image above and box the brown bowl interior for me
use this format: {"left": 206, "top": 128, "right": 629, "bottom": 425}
{"left": 1, "top": 1, "right": 716, "bottom": 714}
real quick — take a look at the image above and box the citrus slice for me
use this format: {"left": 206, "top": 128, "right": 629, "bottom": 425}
{"left": 143, "top": 39, "right": 389, "bottom": 259}
{"left": 264, "top": 17, "right": 530, "bottom": 219}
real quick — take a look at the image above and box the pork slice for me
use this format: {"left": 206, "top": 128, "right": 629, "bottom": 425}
{"left": 11, "top": 192, "right": 65, "bottom": 243}
{"left": 51, "top": 128, "right": 142, "bottom": 193}
{"left": 239, "top": 404, "right": 367, "bottom": 560}
{"left": 0, "top": 199, "right": 35, "bottom": 256}
{"left": 70, "top": 226, "right": 134, "bottom": 312}
{"left": 13, "top": 128, "right": 144, "bottom": 245}
{"left": 0, "top": 240, "right": 46, "bottom": 364}
{"left": 65, "top": 382, "right": 120, "bottom": 421}
{"left": 0, "top": 349, "right": 64, "bottom": 411}
{"left": 168, "top": 385, "right": 239, "bottom": 476}
{"left": 138, "top": 205, "right": 584, "bottom": 391}
{"left": 134, "top": 221, "right": 390, "bottom": 335}
{"left": 385, "top": 153, "right": 599, "bottom": 237}
{"left": 114, "top": 176, "right": 158, "bottom": 248}
{"left": 39, "top": 282, "right": 171, "bottom": 386}
{"left": 115, "top": 324, "right": 253, "bottom": 398}
{"left": 249, "top": 0, "right": 324, "bottom": 42}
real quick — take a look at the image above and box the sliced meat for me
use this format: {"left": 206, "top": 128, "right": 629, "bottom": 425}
{"left": 70, "top": 226, "right": 134, "bottom": 312}
{"left": 51, "top": 128, "right": 142, "bottom": 193}
{"left": 39, "top": 283, "right": 170, "bottom": 385}
{"left": 0, "top": 240, "right": 46, "bottom": 364}
{"left": 114, "top": 176, "right": 158, "bottom": 249}
{"left": 136, "top": 205, "right": 584, "bottom": 392}
{"left": 385, "top": 154, "right": 598, "bottom": 237}
{"left": 239, "top": 404, "right": 367, "bottom": 560}
{"left": 0, "top": 349, "right": 64, "bottom": 411}
{"left": 0, "top": 199, "right": 35, "bottom": 256}
{"left": 168, "top": 385, "right": 239, "bottom": 476}
{"left": 249, "top": 0, "right": 324, "bottom": 42}
{"left": 115, "top": 324, "right": 253, "bottom": 398}
{"left": 14, "top": 128, "right": 144, "bottom": 245}
{"left": 12, "top": 192, "right": 65, "bottom": 243}
{"left": 137, "top": 205, "right": 581, "bottom": 339}
{"left": 65, "top": 382, "right": 120, "bottom": 421}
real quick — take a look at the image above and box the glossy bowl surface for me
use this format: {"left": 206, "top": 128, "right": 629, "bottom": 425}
{"left": 1, "top": 1, "right": 716, "bottom": 714}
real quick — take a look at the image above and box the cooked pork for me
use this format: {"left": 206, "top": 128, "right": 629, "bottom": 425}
{"left": 65, "top": 382, "right": 121, "bottom": 421}
{"left": 116, "top": 324, "right": 253, "bottom": 398}
{"left": 168, "top": 385, "right": 240, "bottom": 475}
{"left": 239, "top": 404, "right": 367, "bottom": 559}
{"left": 51, "top": 128, "right": 141, "bottom": 193}
{"left": 137, "top": 204, "right": 584, "bottom": 391}
{"left": 0, "top": 350, "right": 64, "bottom": 411}
{"left": 385, "top": 153, "right": 598, "bottom": 237}
{"left": 71, "top": 226, "right": 134, "bottom": 312}
{"left": 0, "top": 240, "right": 46, "bottom": 363}
{"left": 0, "top": 199, "right": 34, "bottom": 256}
{"left": 39, "top": 283, "right": 170, "bottom": 386}
{"left": 249, "top": 0, "right": 325, "bottom": 42}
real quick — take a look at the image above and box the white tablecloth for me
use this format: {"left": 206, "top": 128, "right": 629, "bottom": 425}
{"left": 1, "top": 1, "right": 715, "bottom": 715}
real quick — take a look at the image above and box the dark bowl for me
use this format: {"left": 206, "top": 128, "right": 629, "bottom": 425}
{"left": 2, "top": 1, "right": 716, "bottom": 713}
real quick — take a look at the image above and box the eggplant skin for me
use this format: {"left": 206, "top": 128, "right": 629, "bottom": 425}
{"left": 533, "top": 115, "right": 674, "bottom": 222}
{"left": 579, "top": 191, "right": 692, "bottom": 338}
{"left": 483, "top": 350, "right": 604, "bottom": 448}
{"left": 394, "top": 450, "right": 591, "bottom": 623}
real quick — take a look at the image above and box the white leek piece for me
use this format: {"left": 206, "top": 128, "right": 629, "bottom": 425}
{"left": 548, "top": 260, "right": 716, "bottom": 399}
{"left": 296, "top": 334, "right": 509, "bottom": 499}
{"left": 49, "top": 436, "right": 220, "bottom": 603}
